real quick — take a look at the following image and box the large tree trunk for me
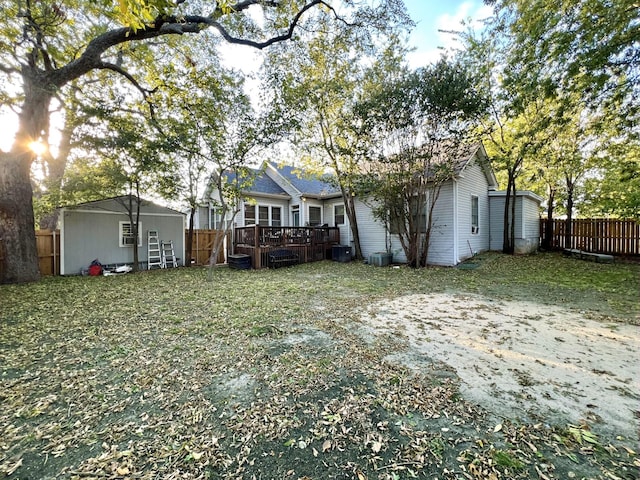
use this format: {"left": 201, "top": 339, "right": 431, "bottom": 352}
{"left": 543, "top": 188, "right": 556, "bottom": 250}
{"left": 502, "top": 171, "right": 515, "bottom": 254}
{"left": 510, "top": 176, "right": 517, "bottom": 253}
{"left": 344, "top": 194, "right": 363, "bottom": 260}
{"left": 185, "top": 205, "right": 196, "bottom": 267}
{"left": 0, "top": 152, "right": 40, "bottom": 283}
{"left": 565, "top": 177, "right": 575, "bottom": 249}
{"left": 0, "top": 74, "right": 53, "bottom": 283}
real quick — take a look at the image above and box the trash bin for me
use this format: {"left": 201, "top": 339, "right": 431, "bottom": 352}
{"left": 228, "top": 254, "right": 252, "bottom": 270}
{"left": 332, "top": 245, "right": 352, "bottom": 263}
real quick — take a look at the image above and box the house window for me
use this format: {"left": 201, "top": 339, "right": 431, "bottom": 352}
{"left": 119, "top": 221, "right": 142, "bottom": 247}
{"left": 334, "top": 204, "right": 345, "bottom": 226}
{"left": 471, "top": 196, "right": 479, "bottom": 234}
{"left": 244, "top": 203, "right": 255, "bottom": 225}
{"left": 259, "top": 206, "right": 269, "bottom": 226}
{"left": 292, "top": 205, "right": 300, "bottom": 227}
{"left": 308, "top": 206, "right": 322, "bottom": 226}
{"left": 272, "top": 207, "right": 282, "bottom": 227}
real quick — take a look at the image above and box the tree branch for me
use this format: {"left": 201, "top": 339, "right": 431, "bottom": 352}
{"left": 49, "top": 1, "right": 338, "bottom": 92}
{"left": 97, "top": 61, "right": 158, "bottom": 121}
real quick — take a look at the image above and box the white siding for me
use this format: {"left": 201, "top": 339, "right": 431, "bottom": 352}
{"left": 489, "top": 195, "right": 506, "bottom": 251}
{"left": 425, "top": 182, "right": 455, "bottom": 265}
{"left": 323, "top": 199, "right": 351, "bottom": 245}
{"left": 489, "top": 191, "right": 541, "bottom": 254}
{"left": 455, "top": 159, "right": 491, "bottom": 262}
{"left": 354, "top": 198, "right": 387, "bottom": 259}
{"left": 523, "top": 197, "right": 541, "bottom": 239}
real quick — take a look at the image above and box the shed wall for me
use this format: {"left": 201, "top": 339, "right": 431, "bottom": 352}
{"left": 62, "top": 210, "right": 184, "bottom": 275}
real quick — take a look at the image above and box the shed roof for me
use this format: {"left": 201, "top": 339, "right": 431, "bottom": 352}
{"left": 64, "top": 195, "right": 185, "bottom": 215}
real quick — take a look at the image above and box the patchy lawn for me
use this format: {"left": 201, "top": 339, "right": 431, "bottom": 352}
{"left": 0, "top": 252, "right": 638, "bottom": 480}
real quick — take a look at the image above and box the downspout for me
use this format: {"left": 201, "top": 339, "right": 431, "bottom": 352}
{"left": 452, "top": 179, "right": 459, "bottom": 265}
{"left": 59, "top": 209, "right": 66, "bottom": 275}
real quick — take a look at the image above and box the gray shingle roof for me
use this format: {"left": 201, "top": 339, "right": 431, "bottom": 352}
{"left": 224, "top": 169, "right": 288, "bottom": 196}
{"left": 270, "top": 163, "right": 340, "bottom": 197}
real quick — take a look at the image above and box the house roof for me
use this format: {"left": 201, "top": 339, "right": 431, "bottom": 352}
{"left": 268, "top": 163, "right": 341, "bottom": 198}
{"left": 223, "top": 169, "right": 289, "bottom": 197}
{"left": 64, "top": 195, "right": 185, "bottom": 215}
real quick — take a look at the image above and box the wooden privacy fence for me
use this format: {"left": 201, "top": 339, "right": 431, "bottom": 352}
{"left": 540, "top": 218, "right": 640, "bottom": 255}
{"left": 0, "top": 229, "right": 60, "bottom": 278}
{"left": 188, "top": 229, "right": 229, "bottom": 266}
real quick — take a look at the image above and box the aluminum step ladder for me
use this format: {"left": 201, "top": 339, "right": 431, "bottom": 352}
{"left": 161, "top": 240, "right": 177, "bottom": 268}
{"left": 147, "top": 230, "right": 163, "bottom": 269}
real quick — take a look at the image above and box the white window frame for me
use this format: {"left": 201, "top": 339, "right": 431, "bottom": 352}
{"left": 271, "top": 206, "right": 282, "bottom": 227}
{"left": 308, "top": 205, "right": 322, "bottom": 226}
{"left": 119, "top": 221, "right": 142, "bottom": 247}
{"left": 244, "top": 203, "right": 256, "bottom": 225}
{"left": 245, "top": 202, "right": 284, "bottom": 227}
{"left": 291, "top": 205, "right": 300, "bottom": 227}
{"left": 334, "top": 204, "right": 345, "bottom": 226}
{"left": 258, "top": 205, "right": 270, "bottom": 226}
{"left": 471, "top": 196, "right": 479, "bottom": 234}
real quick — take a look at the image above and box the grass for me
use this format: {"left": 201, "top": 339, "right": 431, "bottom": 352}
{"left": 0, "top": 252, "right": 638, "bottom": 479}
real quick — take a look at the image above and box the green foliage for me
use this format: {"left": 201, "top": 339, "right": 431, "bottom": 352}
{"left": 358, "top": 58, "right": 486, "bottom": 266}
{"left": 263, "top": 8, "right": 412, "bottom": 258}
{"left": 470, "top": 0, "right": 640, "bottom": 220}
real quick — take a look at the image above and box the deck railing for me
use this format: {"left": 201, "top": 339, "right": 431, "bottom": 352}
{"left": 234, "top": 225, "right": 341, "bottom": 268}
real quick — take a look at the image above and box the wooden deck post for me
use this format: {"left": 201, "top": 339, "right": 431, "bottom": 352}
{"left": 254, "top": 224, "right": 261, "bottom": 269}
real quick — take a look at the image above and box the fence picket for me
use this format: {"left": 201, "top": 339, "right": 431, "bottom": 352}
{"left": 541, "top": 218, "right": 639, "bottom": 255}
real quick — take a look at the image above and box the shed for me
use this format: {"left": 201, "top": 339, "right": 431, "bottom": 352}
{"left": 59, "top": 196, "right": 185, "bottom": 275}
{"left": 489, "top": 191, "right": 543, "bottom": 254}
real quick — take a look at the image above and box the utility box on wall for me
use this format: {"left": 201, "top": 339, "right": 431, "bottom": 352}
{"left": 369, "top": 252, "right": 393, "bottom": 267}
{"left": 332, "top": 245, "right": 352, "bottom": 263}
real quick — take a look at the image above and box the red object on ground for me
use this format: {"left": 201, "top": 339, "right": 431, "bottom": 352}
{"left": 88, "top": 264, "right": 102, "bottom": 276}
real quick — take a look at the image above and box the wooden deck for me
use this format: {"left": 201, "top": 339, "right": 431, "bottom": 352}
{"left": 234, "top": 225, "right": 341, "bottom": 269}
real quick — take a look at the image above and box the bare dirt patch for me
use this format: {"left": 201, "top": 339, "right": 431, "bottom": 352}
{"left": 359, "top": 292, "right": 640, "bottom": 443}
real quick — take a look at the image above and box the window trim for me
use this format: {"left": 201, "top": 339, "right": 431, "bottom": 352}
{"left": 245, "top": 202, "right": 284, "bottom": 227}
{"left": 119, "top": 221, "right": 142, "bottom": 248}
{"left": 271, "top": 206, "right": 282, "bottom": 227}
{"left": 471, "top": 195, "right": 479, "bottom": 234}
{"left": 308, "top": 205, "right": 322, "bottom": 226}
{"left": 291, "top": 205, "right": 300, "bottom": 227}
{"left": 244, "top": 203, "right": 256, "bottom": 225}
{"left": 334, "top": 204, "right": 345, "bottom": 226}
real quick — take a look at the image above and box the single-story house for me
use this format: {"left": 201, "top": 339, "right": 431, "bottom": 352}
{"left": 196, "top": 145, "right": 542, "bottom": 266}
{"left": 58, "top": 196, "right": 185, "bottom": 275}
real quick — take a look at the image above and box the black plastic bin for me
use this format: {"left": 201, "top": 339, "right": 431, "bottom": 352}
{"left": 228, "top": 254, "right": 251, "bottom": 270}
{"left": 332, "top": 245, "right": 352, "bottom": 263}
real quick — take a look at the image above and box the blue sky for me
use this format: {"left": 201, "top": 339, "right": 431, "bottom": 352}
{"left": 403, "top": 0, "right": 492, "bottom": 67}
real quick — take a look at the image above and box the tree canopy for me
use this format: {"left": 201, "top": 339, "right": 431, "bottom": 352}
{"left": 0, "top": 0, "right": 398, "bottom": 283}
